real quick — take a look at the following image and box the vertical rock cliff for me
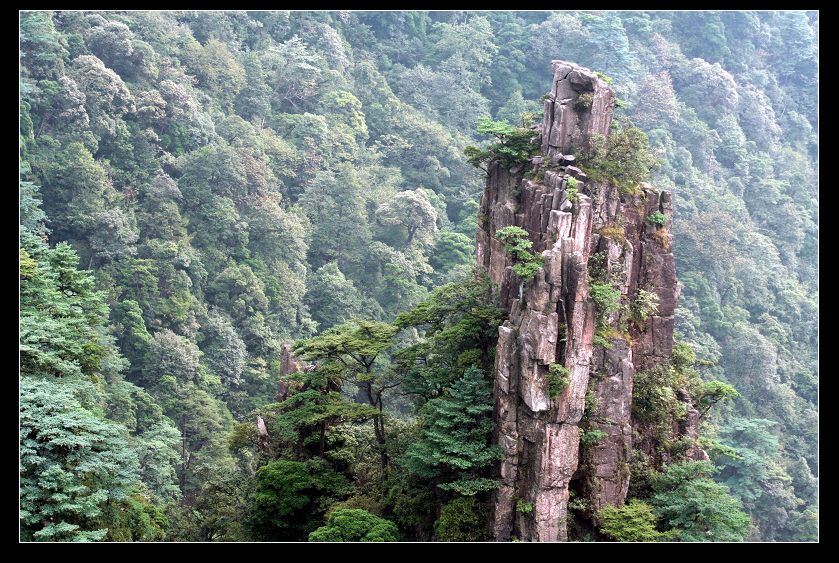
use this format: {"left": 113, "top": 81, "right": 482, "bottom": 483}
{"left": 477, "top": 61, "right": 698, "bottom": 542}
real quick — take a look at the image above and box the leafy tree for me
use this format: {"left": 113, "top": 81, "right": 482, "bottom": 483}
{"left": 20, "top": 11, "right": 68, "bottom": 80}
{"left": 20, "top": 378, "right": 145, "bottom": 542}
{"left": 70, "top": 54, "right": 134, "bottom": 140}
{"left": 246, "top": 459, "right": 351, "bottom": 541}
{"left": 430, "top": 231, "right": 474, "bottom": 275}
{"left": 713, "top": 418, "right": 805, "bottom": 540}
{"left": 144, "top": 329, "right": 199, "bottom": 386}
{"left": 650, "top": 461, "right": 751, "bottom": 542}
{"left": 199, "top": 308, "right": 247, "bottom": 388}
{"left": 375, "top": 189, "right": 439, "bottom": 249}
{"left": 294, "top": 320, "right": 398, "bottom": 471}
{"left": 401, "top": 367, "right": 500, "bottom": 495}
{"left": 299, "top": 163, "right": 372, "bottom": 278}
{"left": 181, "top": 38, "right": 245, "bottom": 110}
{"left": 165, "top": 468, "right": 247, "bottom": 542}
{"left": 465, "top": 116, "right": 538, "bottom": 170}
{"left": 305, "top": 262, "right": 372, "bottom": 330}
{"left": 580, "top": 123, "right": 659, "bottom": 193}
{"left": 494, "top": 225, "right": 543, "bottom": 279}
{"left": 89, "top": 208, "right": 139, "bottom": 264}
{"left": 35, "top": 141, "right": 114, "bottom": 251}
{"left": 20, "top": 230, "right": 110, "bottom": 379}
{"left": 393, "top": 273, "right": 505, "bottom": 400}
{"left": 435, "top": 496, "right": 487, "bottom": 542}
{"left": 598, "top": 500, "right": 673, "bottom": 542}
{"left": 309, "top": 508, "right": 399, "bottom": 542}
{"left": 271, "top": 367, "right": 378, "bottom": 459}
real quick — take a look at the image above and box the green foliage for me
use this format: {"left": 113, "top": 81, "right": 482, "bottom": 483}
{"left": 713, "top": 417, "right": 808, "bottom": 541}
{"left": 20, "top": 231, "right": 109, "bottom": 379}
{"left": 516, "top": 499, "right": 534, "bottom": 514}
{"left": 697, "top": 381, "right": 740, "bottom": 417}
{"left": 575, "top": 92, "right": 594, "bottom": 111}
{"left": 650, "top": 461, "right": 751, "bottom": 542}
{"left": 271, "top": 367, "right": 379, "bottom": 458}
{"left": 393, "top": 272, "right": 505, "bottom": 400}
{"left": 630, "top": 288, "right": 660, "bottom": 325}
{"left": 580, "top": 429, "right": 608, "bottom": 447}
{"left": 547, "top": 363, "right": 570, "bottom": 399}
{"left": 494, "top": 226, "right": 544, "bottom": 280}
{"left": 309, "top": 509, "right": 399, "bottom": 542}
{"left": 599, "top": 500, "right": 673, "bottom": 542}
{"left": 579, "top": 124, "right": 659, "bottom": 193}
{"left": 401, "top": 367, "right": 500, "bottom": 495}
{"left": 247, "top": 459, "right": 351, "bottom": 541}
{"left": 465, "top": 116, "right": 538, "bottom": 169}
{"left": 595, "top": 71, "right": 613, "bottom": 84}
{"left": 590, "top": 282, "right": 622, "bottom": 330}
{"left": 436, "top": 497, "right": 488, "bottom": 542}
{"left": 18, "top": 9, "right": 819, "bottom": 542}
{"left": 647, "top": 211, "right": 667, "bottom": 227}
{"left": 20, "top": 378, "right": 146, "bottom": 542}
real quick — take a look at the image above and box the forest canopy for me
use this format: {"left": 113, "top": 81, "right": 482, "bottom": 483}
{"left": 20, "top": 10, "right": 817, "bottom": 542}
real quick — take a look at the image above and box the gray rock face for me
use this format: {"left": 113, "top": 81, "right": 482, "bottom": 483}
{"left": 541, "top": 61, "right": 616, "bottom": 162}
{"left": 479, "top": 61, "right": 699, "bottom": 542}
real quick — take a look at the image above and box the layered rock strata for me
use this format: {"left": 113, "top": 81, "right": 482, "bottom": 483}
{"left": 477, "top": 61, "right": 694, "bottom": 542}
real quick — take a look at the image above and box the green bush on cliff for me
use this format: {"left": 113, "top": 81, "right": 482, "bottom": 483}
{"left": 647, "top": 211, "right": 667, "bottom": 226}
{"left": 494, "top": 226, "right": 544, "bottom": 280}
{"left": 599, "top": 500, "right": 674, "bottom": 542}
{"left": 547, "top": 363, "right": 570, "bottom": 399}
{"left": 579, "top": 124, "right": 659, "bottom": 194}
{"left": 465, "top": 116, "right": 539, "bottom": 170}
{"left": 516, "top": 499, "right": 534, "bottom": 514}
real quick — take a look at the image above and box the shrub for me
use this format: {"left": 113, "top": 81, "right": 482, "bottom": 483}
{"left": 436, "top": 497, "right": 488, "bottom": 542}
{"left": 516, "top": 499, "right": 534, "bottom": 514}
{"left": 647, "top": 211, "right": 667, "bottom": 226}
{"left": 575, "top": 92, "right": 594, "bottom": 111}
{"left": 494, "top": 226, "right": 544, "bottom": 280}
{"left": 547, "top": 363, "right": 570, "bottom": 399}
{"left": 598, "top": 225, "right": 626, "bottom": 244}
{"left": 580, "top": 429, "right": 608, "bottom": 447}
{"left": 579, "top": 124, "right": 659, "bottom": 194}
{"left": 595, "top": 71, "right": 614, "bottom": 85}
{"left": 631, "top": 288, "right": 660, "bottom": 325}
{"left": 309, "top": 509, "right": 399, "bottom": 542}
{"left": 590, "top": 282, "right": 621, "bottom": 320}
{"left": 599, "top": 500, "right": 673, "bottom": 542}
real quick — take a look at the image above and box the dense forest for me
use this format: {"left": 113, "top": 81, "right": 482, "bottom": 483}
{"left": 19, "top": 10, "right": 817, "bottom": 542}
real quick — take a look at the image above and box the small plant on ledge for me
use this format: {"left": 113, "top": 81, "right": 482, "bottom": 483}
{"left": 516, "top": 499, "right": 534, "bottom": 514}
{"left": 580, "top": 429, "right": 608, "bottom": 447}
{"left": 547, "top": 363, "right": 570, "bottom": 399}
{"left": 647, "top": 211, "right": 667, "bottom": 227}
{"left": 494, "top": 226, "right": 544, "bottom": 280}
{"left": 575, "top": 92, "right": 594, "bottom": 111}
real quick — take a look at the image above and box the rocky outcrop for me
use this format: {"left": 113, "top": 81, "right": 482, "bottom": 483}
{"left": 541, "top": 60, "right": 615, "bottom": 162}
{"left": 479, "top": 61, "right": 697, "bottom": 542}
{"left": 277, "top": 343, "right": 302, "bottom": 401}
